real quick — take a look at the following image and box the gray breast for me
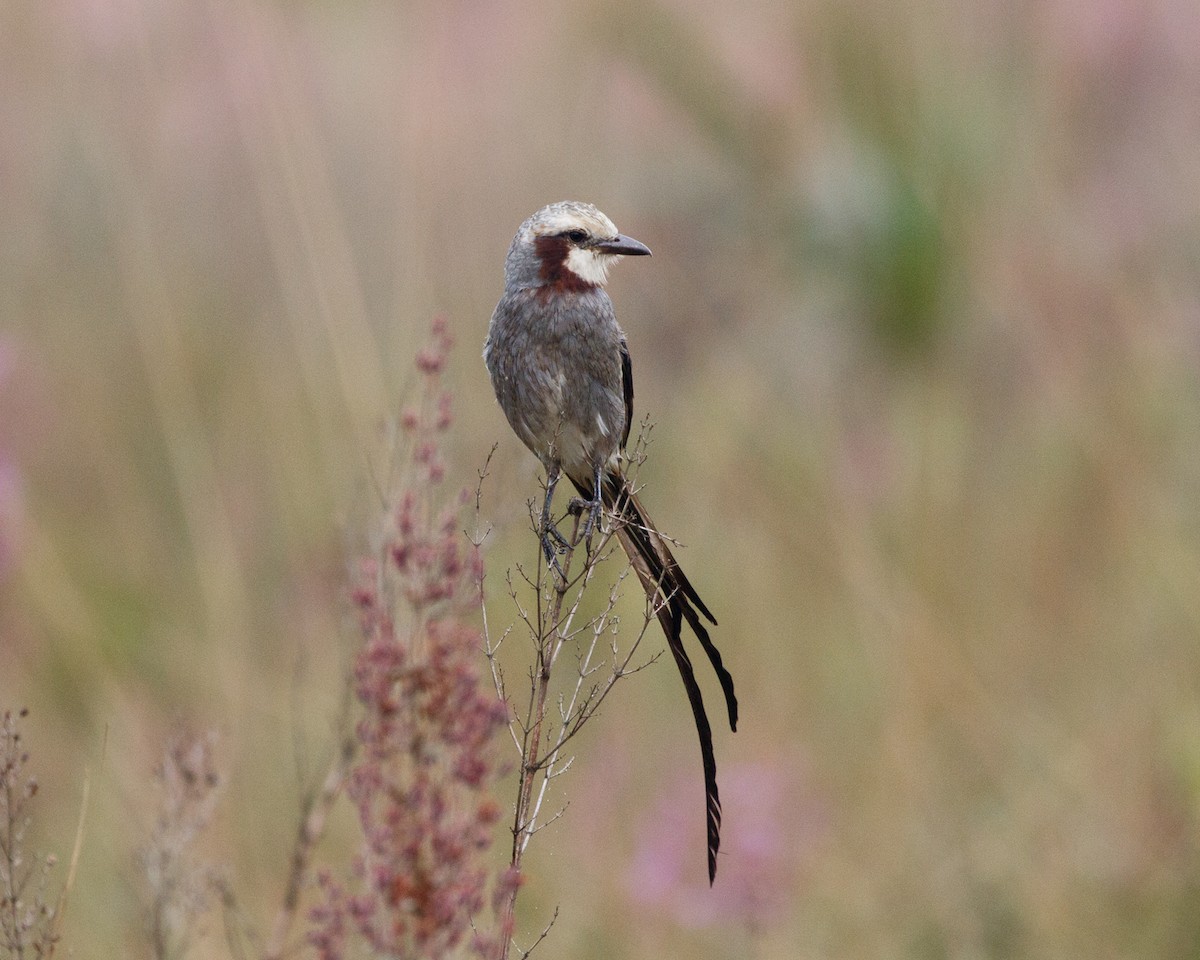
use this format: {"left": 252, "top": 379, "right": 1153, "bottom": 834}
{"left": 486, "top": 287, "right": 626, "bottom": 482}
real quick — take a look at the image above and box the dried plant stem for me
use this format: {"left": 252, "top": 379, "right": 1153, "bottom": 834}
{"left": 262, "top": 728, "right": 355, "bottom": 960}
{"left": 1, "top": 708, "right": 60, "bottom": 960}
{"left": 46, "top": 742, "right": 98, "bottom": 960}
{"left": 496, "top": 513, "right": 582, "bottom": 960}
{"left": 490, "top": 496, "right": 658, "bottom": 960}
{"left": 478, "top": 426, "right": 662, "bottom": 959}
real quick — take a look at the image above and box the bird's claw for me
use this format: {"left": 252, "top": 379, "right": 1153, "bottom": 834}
{"left": 540, "top": 521, "right": 570, "bottom": 580}
{"left": 568, "top": 496, "right": 604, "bottom": 550}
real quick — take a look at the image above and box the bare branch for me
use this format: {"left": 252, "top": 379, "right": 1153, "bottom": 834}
{"left": 0, "top": 708, "right": 61, "bottom": 960}
{"left": 517, "top": 905, "right": 558, "bottom": 960}
{"left": 493, "top": 418, "right": 669, "bottom": 959}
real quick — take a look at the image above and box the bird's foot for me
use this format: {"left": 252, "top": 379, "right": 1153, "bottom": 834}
{"left": 540, "top": 521, "right": 570, "bottom": 579}
{"left": 567, "top": 496, "right": 604, "bottom": 551}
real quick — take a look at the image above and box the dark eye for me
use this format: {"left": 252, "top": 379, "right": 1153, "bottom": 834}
{"left": 565, "top": 229, "right": 588, "bottom": 244}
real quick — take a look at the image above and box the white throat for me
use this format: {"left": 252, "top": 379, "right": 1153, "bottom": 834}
{"left": 565, "top": 246, "right": 615, "bottom": 286}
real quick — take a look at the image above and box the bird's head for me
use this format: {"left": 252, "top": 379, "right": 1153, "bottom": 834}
{"left": 503, "top": 201, "right": 652, "bottom": 293}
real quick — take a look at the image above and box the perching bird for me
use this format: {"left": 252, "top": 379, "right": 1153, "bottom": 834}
{"left": 484, "top": 201, "right": 738, "bottom": 884}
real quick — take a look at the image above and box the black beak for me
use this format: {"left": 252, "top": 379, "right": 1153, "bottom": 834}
{"left": 595, "top": 234, "right": 652, "bottom": 257}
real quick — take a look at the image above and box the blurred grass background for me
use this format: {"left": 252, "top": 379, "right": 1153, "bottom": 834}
{"left": 3, "top": 0, "right": 1200, "bottom": 956}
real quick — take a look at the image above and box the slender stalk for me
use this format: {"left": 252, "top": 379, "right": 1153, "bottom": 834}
{"left": 494, "top": 528, "right": 658, "bottom": 956}
{"left": 497, "top": 513, "right": 581, "bottom": 960}
{"left": 488, "top": 427, "right": 660, "bottom": 958}
{"left": 261, "top": 727, "right": 355, "bottom": 960}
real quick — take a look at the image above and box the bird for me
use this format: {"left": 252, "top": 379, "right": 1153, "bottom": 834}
{"left": 484, "top": 201, "right": 738, "bottom": 884}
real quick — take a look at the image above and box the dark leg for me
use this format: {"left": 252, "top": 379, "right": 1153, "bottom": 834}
{"left": 568, "top": 463, "right": 605, "bottom": 551}
{"left": 584, "top": 463, "right": 603, "bottom": 542}
{"left": 540, "top": 465, "right": 569, "bottom": 572}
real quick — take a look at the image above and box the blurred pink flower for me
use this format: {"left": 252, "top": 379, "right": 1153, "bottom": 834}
{"left": 309, "top": 319, "right": 509, "bottom": 960}
{"left": 626, "top": 758, "right": 827, "bottom": 931}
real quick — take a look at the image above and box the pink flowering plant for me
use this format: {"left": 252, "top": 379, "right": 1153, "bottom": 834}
{"left": 308, "top": 318, "right": 514, "bottom": 960}
{"left": 3, "top": 318, "right": 659, "bottom": 960}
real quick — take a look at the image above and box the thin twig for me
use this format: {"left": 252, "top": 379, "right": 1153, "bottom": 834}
{"left": 261, "top": 724, "right": 356, "bottom": 960}
{"left": 494, "top": 446, "right": 663, "bottom": 958}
